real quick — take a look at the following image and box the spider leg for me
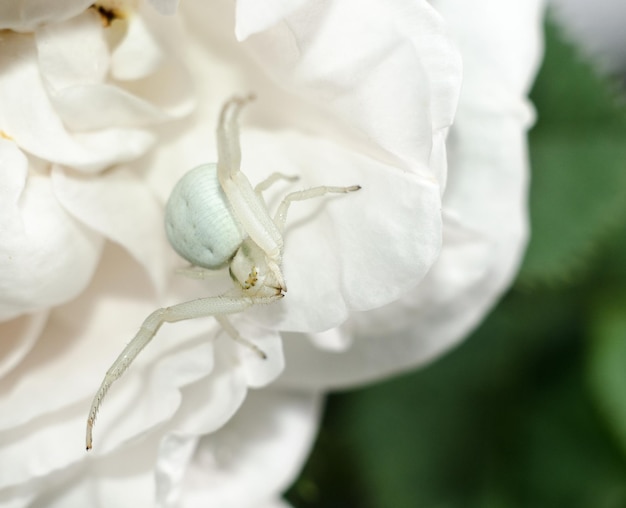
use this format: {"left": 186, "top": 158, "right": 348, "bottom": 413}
{"left": 85, "top": 294, "right": 281, "bottom": 450}
{"left": 216, "top": 96, "right": 284, "bottom": 265}
{"left": 217, "top": 94, "right": 254, "bottom": 175}
{"left": 274, "top": 185, "right": 361, "bottom": 234}
{"left": 254, "top": 172, "right": 299, "bottom": 194}
{"left": 176, "top": 265, "right": 224, "bottom": 280}
{"left": 215, "top": 315, "right": 267, "bottom": 359}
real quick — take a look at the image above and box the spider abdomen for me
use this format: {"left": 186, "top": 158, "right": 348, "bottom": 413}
{"left": 165, "top": 163, "right": 246, "bottom": 269}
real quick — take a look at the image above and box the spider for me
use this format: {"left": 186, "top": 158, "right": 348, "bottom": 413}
{"left": 85, "top": 95, "right": 360, "bottom": 450}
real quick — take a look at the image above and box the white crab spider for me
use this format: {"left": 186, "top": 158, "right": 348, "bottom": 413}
{"left": 85, "top": 95, "right": 360, "bottom": 450}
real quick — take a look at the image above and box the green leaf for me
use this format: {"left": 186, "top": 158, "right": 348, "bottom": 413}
{"left": 589, "top": 295, "right": 626, "bottom": 457}
{"left": 519, "top": 21, "right": 626, "bottom": 285}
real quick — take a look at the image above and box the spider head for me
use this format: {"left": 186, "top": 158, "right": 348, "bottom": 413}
{"left": 229, "top": 239, "right": 285, "bottom": 297}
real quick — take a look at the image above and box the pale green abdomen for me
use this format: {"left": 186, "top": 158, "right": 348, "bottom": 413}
{"left": 164, "top": 163, "right": 246, "bottom": 269}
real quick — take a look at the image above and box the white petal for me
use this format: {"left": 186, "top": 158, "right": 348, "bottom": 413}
{"left": 242, "top": 0, "right": 462, "bottom": 179}
{"left": 241, "top": 130, "right": 442, "bottom": 332}
{"left": 148, "top": 0, "right": 180, "bottom": 16}
{"left": 124, "top": 56, "right": 197, "bottom": 119}
{"left": 0, "top": 33, "right": 155, "bottom": 172}
{"left": 153, "top": 345, "right": 250, "bottom": 506}
{"left": 0, "top": 142, "right": 103, "bottom": 321}
{"left": 307, "top": 327, "right": 353, "bottom": 352}
{"left": 176, "top": 390, "right": 321, "bottom": 508}
{"left": 0, "top": 0, "right": 92, "bottom": 32}
{"left": 111, "top": 9, "right": 165, "bottom": 80}
{"left": 0, "top": 312, "right": 47, "bottom": 379}
{"left": 51, "top": 84, "right": 173, "bottom": 130}
{"left": 1, "top": 435, "right": 160, "bottom": 508}
{"left": 433, "top": 0, "right": 545, "bottom": 112}
{"left": 35, "top": 10, "right": 110, "bottom": 89}
{"left": 35, "top": 9, "right": 195, "bottom": 129}
{"left": 9, "top": 389, "right": 316, "bottom": 508}
{"left": 0, "top": 486, "right": 35, "bottom": 508}
{"left": 230, "top": 319, "right": 284, "bottom": 388}
{"left": 0, "top": 138, "right": 28, "bottom": 236}
{"left": 110, "top": 6, "right": 197, "bottom": 117}
{"left": 235, "top": 0, "right": 309, "bottom": 41}
{"left": 51, "top": 165, "right": 169, "bottom": 295}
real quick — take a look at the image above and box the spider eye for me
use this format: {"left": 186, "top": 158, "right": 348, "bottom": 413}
{"left": 165, "top": 163, "right": 246, "bottom": 269}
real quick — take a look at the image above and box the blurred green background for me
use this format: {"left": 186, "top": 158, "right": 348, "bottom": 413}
{"left": 286, "top": 19, "right": 626, "bottom": 508}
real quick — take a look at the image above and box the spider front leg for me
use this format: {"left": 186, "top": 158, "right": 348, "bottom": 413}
{"left": 85, "top": 293, "right": 281, "bottom": 450}
{"left": 216, "top": 97, "right": 284, "bottom": 273}
{"left": 274, "top": 185, "right": 362, "bottom": 234}
{"left": 254, "top": 172, "right": 299, "bottom": 194}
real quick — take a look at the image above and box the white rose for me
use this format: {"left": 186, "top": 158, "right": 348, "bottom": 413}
{"left": 0, "top": 0, "right": 463, "bottom": 506}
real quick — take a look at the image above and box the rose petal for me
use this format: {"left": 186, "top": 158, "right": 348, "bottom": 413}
{"left": 111, "top": 8, "right": 165, "bottom": 80}
{"left": 0, "top": 0, "right": 92, "bottom": 32}
{"left": 242, "top": 0, "right": 462, "bottom": 179}
{"left": 232, "top": 320, "right": 284, "bottom": 388}
{"left": 241, "top": 130, "right": 442, "bottom": 332}
{"left": 35, "top": 10, "right": 110, "bottom": 89}
{"left": 152, "top": 345, "right": 252, "bottom": 506}
{"left": 0, "top": 139, "right": 28, "bottom": 236}
{"left": 148, "top": 0, "right": 180, "bottom": 16}
{"left": 235, "top": 0, "right": 310, "bottom": 41}
{"left": 0, "top": 141, "right": 103, "bottom": 321}
{"left": 308, "top": 327, "right": 353, "bottom": 352}
{"left": 35, "top": 9, "right": 195, "bottom": 129}
{"left": 52, "top": 84, "right": 175, "bottom": 130}
{"left": 0, "top": 390, "right": 317, "bottom": 508}
{"left": 0, "top": 433, "right": 160, "bottom": 507}
{"left": 433, "top": 0, "right": 544, "bottom": 113}
{"left": 176, "top": 390, "right": 321, "bottom": 508}
{"left": 110, "top": 6, "right": 197, "bottom": 117}
{"left": 0, "top": 32, "right": 155, "bottom": 172}
{"left": 0, "top": 312, "right": 48, "bottom": 379}
{"left": 51, "top": 165, "right": 169, "bottom": 295}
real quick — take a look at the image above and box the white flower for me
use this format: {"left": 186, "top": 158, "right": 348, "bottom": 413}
{"left": 1, "top": 0, "right": 463, "bottom": 506}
